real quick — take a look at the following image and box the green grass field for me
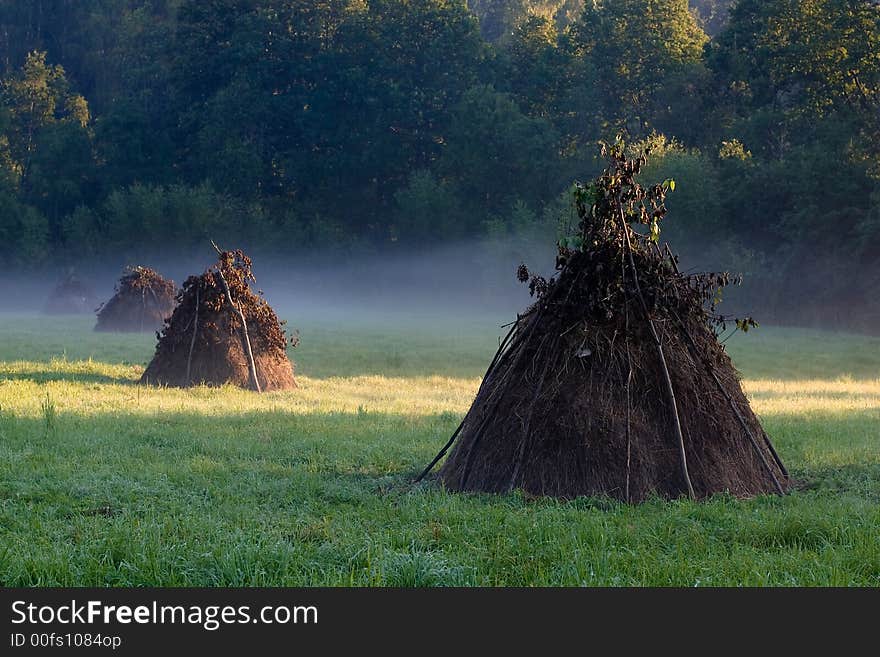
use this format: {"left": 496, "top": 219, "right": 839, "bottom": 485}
{"left": 0, "top": 311, "right": 878, "bottom": 586}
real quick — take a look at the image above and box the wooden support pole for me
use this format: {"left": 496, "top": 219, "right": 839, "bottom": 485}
{"left": 675, "top": 315, "right": 786, "bottom": 496}
{"left": 185, "top": 282, "right": 200, "bottom": 384}
{"left": 459, "top": 304, "right": 547, "bottom": 489}
{"left": 414, "top": 318, "right": 521, "bottom": 483}
{"left": 506, "top": 358, "right": 549, "bottom": 493}
{"left": 660, "top": 240, "right": 787, "bottom": 492}
{"left": 215, "top": 265, "right": 262, "bottom": 393}
{"left": 618, "top": 202, "right": 696, "bottom": 500}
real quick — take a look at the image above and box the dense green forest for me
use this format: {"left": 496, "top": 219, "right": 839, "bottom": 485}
{"left": 0, "top": 1, "right": 878, "bottom": 329}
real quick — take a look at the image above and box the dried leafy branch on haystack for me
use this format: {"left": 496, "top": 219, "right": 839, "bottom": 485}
{"left": 140, "top": 245, "right": 296, "bottom": 391}
{"left": 95, "top": 266, "right": 177, "bottom": 333}
{"left": 418, "top": 141, "right": 788, "bottom": 502}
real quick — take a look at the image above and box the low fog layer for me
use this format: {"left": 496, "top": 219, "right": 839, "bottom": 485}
{"left": 0, "top": 237, "right": 873, "bottom": 336}
{"left": 0, "top": 240, "right": 552, "bottom": 322}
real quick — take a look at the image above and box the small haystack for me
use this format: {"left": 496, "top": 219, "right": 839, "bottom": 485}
{"left": 418, "top": 144, "right": 789, "bottom": 502}
{"left": 44, "top": 270, "right": 98, "bottom": 314}
{"left": 95, "top": 266, "right": 177, "bottom": 333}
{"left": 141, "top": 246, "right": 295, "bottom": 390}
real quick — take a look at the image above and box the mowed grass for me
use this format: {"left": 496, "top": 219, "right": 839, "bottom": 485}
{"left": 0, "top": 312, "right": 878, "bottom": 586}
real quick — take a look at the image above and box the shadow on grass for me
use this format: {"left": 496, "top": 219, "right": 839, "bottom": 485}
{"left": 0, "top": 404, "right": 877, "bottom": 508}
{"left": 795, "top": 464, "right": 880, "bottom": 500}
{"left": 0, "top": 370, "right": 138, "bottom": 385}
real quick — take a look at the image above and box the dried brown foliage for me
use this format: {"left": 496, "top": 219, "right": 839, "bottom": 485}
{"left": 141, "top": 249, "right": 295, "bottom": 390}
{"left": 420, "top": 144, "right": 787, "bottom": 502}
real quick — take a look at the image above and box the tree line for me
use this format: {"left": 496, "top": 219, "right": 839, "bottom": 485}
{"left": 0, "top": 0, "right": 878, "bottom": 329}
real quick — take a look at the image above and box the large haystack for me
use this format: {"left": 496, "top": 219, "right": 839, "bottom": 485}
{"left": 419, "top": 145, "right": 788, "bottom": 502}
{"left": 95, "top": 266, "right": 177, "bottom": 332}
{"left": 44, "top": 271, "right": 98, "bottom": 314}
{"left": 141, "top": 247, "right": 295, "bottom": 390}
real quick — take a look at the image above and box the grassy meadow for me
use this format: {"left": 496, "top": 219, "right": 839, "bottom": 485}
{"left": 0, "top": 311, "right": 878, "bottom": 586}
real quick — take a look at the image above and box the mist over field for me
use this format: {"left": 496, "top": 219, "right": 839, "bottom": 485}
{"left": 0, "top": 233, "right": 873, "bottom": 338}
{"left": 0, "top": 240, "right": 539, "bottom": 319}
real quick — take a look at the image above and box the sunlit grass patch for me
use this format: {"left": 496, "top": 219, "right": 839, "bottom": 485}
{"left": 0, "top": 314, "right": 878, "bottom": 586}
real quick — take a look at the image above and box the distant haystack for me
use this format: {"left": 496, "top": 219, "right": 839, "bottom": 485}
{"left": 95, "top": 266, "right": 177, "bottom": 333}
{"left": 141, "top": 247, "right": 295, "bottom": 391}
{"left": 44, "top": 271, "right": 98, "bottom": 315}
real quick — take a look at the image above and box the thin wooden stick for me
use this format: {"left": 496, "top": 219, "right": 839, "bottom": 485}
{"left": 215, "top": 266, "right": 261, "bottom": 393}
{"left": 506, "top": 338, "right": 552, "bottom": 492}
{"left": 660, "top": 240, "right": 788, "bottom": 488}
{"left": 147, "top": 284, "right": 162, "bottom": 312}
{"left": 185, "top": 282, "right": 200, "bottom": 384}
{"left": 466, "top": 317, "right": 522, "bottom": 411}
{"left": 624, "top": 317, "right": 633, "bottom": 504}
{"left": 415, "top": 420, "right": 466, "bottom": 484}
{"left": 674, "top": 315, "right": 786, "bottom": 495}
{"left": 457, "top": 264, "right": 573, "bottom": 488}
{"left": 622, "top": 241, "right": 634, "bottom": 503}
{"left": 721, "top": 383, "right": 786, "bottom": 495}
{"left": 414, "top": 319, "right": 521, "bottom": 483}
{"left": 459, "top": 305, "right": 546, "bottom": 489}
{"left": 618, "top": 201, "right": 695, "bottom": 499}
{"left": 760, "top": 429, "right": 789, "bottom": 478}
